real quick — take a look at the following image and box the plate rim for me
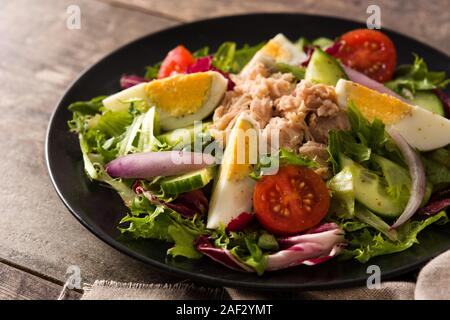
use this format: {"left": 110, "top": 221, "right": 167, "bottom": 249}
{"left": 45, "top": 12, "right": 449, "bottom": 290}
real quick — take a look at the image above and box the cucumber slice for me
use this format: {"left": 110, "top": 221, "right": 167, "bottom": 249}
{"left": 157, "top": 122, "right": 211, "bottom": 148}
{"left": 410, "top": 91, "right": 444, "bottom": 116}
{"left": 305, "top": 48, "right": 347, "bottom": 86}
{"left": 160, "top": 166, "right": 216, "bottom": 195}
{"left": 312, "top": 37, "right": 334, "bottom": 49}
{"left": 339, "top": 154, "right": 403, "bottom": 218}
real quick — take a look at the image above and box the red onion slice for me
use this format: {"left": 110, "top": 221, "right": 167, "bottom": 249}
{"left": 106, "top": 151, "right": 215, "bottom": 178}
{"left": 387, "top": 129, "right": 426, "bottom": 229}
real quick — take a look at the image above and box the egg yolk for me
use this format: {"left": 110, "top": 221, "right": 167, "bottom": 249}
{"left": 344, "top": 82, "right": 412, "bottom": 124}
{"left": 146, "top": 72, "right": 211, "bottom": 117}
{"left": 261, "top": 40, "right": 292, "bottom": 61}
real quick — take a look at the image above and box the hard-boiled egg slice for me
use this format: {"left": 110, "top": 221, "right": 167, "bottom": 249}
{"left": 207, "top": 114, "right": 259, "bottom": 229}
{"left": 103, "top": 82, "right": 148, "bottom": 112}
{"left": 240, "top": 33, "right": 307, "bottom": 77}
{"left": 103, "top": 71, "right": 227, "bottom": 130}
{"left": 335, "top": 79, "right": 450, "bottom": 151}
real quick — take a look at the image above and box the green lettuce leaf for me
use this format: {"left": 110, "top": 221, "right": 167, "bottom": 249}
{"left": 144, "top": 62, "right": 161, "bottom": 80}
{"left": 120, "top": 195, "right": 208, "bottom": 259}
{"left": 340, "top": 211, "right": 448, "bottom": 263}
{"left": 385, "top": 54, "right": 450, "bottom": 96}
{"left": 250, "top": 148, "right": 319, "bottom": 180}
{"left": 210, "top": 226, "right": 271, "bottom": 275}
{"left": 275, "top": 63, "right": 305, "bottom": 80}
{"left": 212, "top": 41, "right": 264, "bottom": 73}
{"left": 68, "top": 96, "right": 107, "bottom": 115}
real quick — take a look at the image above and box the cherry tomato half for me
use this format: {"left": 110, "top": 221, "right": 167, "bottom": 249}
{"left": 253, "top": 165, "right": 330, "bottom": 235}
{"left": 334, "top": 29, "right": 397, "bottom": 83}
{"left": 158, "top": 45, "right": 195, "bottom": 79}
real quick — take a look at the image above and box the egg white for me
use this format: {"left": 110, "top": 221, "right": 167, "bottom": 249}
{"left": 240, "top": 33, "right": 307, "bottom": 78}
{"left": 207, "top": 114, "right": 259, "bottom": 229}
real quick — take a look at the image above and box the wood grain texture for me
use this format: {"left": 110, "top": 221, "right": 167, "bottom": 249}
{"left": 0, "top": 260, "right": 80, "bottom": 300}
{"left": 102, "top": 0, "right": 450, "bottom": 54}
{"left": 0, "top": 0, "right": 448, "bottom": 300}
{"left": 0, "top": 0, "right": 181, "bottom": 287}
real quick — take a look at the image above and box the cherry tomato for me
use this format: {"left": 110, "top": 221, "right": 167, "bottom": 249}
{"left": 334, "top": 29, "right": 397, "bottom": 82}
{"left": 253, "top": 165, "right": 330, "bottom": 235}
{"left": 158, "top": 45, "right": 195, "bottom": 79}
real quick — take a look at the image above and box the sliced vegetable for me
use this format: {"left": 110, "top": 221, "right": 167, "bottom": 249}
{"left": 157, "top": 45, "right": 195, "bottom": 79}
{"left": 305, "top": 47, "right": 347, "bottom": 86}
{"left": 160, "top": 166, "right": 216, "bottom": 195}
{"left": 354, "top": 204, "right": 398, "bottom": 241}
{"left": 120, "top": 74, "right": 149, "bottom": 89}
{"left": 157, "top": 122, "right": 211, "bottom": 149}
{"left": 266, "top": 223, "right": 345, "bottom": 271}
{"left": 410, "top": 91, "right": 445, "bottom": 116}
{"left": 341, "top": 155, "right": 404, "bottom": 218}
{"left": 334, "top": 29, "right": 397, "bottom": 82}
{"left": 312, "top": 37, "right": 334, "bottom": 49}
{"left": 253, "top": 165, "right": 330, "bottom": 235}
{"left": 106, "top": 151, "right": 215, "bottom": 179}
{"left": 387, "top": 129, "right": 426, "bottom": 229}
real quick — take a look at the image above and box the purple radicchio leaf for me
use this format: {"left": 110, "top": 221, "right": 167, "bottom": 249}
{"left": 195, "top": 236, "right": 253, "bottom": 272}
{"left": 420, "top": 189, "right": 450, "bottom": 216}
{"left": 186, "top": 56, "right": 235, "bottom": 91}
{"left": 434, "top": 89, "right": 450, "bottom": 119}
{"left": 120, "top": 74, "right": 149, "bottom": 89}
{"left": 266, "top": 223, "right": 346, "bottom": 271}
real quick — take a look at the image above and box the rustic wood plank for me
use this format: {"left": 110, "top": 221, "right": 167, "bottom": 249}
{"left": 0, "top": 260, "right": 81, "bottom": 300}
{"left": 102, "top": 0, "right": 450, "bottom": 54}
{"left": 0, "top": 0, "right": 182, "bottom": 286}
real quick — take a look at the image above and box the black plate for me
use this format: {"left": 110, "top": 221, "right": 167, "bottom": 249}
{"left": 46, "top": 13, "right": 450, "bottom": 290}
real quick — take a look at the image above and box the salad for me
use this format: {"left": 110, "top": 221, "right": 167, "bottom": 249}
{"left": 68, "top": 29, "right": 450, "bottom": 275}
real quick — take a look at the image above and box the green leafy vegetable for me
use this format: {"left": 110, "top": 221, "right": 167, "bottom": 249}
{"left": 211, "top": 226, "right": 268, "bottom": 275}
{"left": 212, "top": 41, "right": 264, "bottom": 73}
{"left": 339, "top": 211, "right": 448, "bottom": 262}
{"left": 422, "top": 155, "right": 450, "bottom": 189}
{"left": 328, "top": 102, "right": 404, "bottom": 173}
{"left": 275, "top": 63, "right": 305, "bottom": 80}
{"left": 250, "top": 148, "right": 319, "bottom": 180}
{"left": 68, "top": 96, "right": 107, "bottom": 115}
{"left": 144, "top": 62, "right": 161, "bottom": 80}
{"left": 120, "top": 195, "right": 208, "bottom": 259}
{"left": 212, "top": 42, "right": 236, "bottom": 72}
{"left": 311, "top": 37, "right": 334, "bottom": 49}
{"left": 192, "top": 46, "right": 210, "bottom": 58}
{"left": 385, "top": 54, "right": 450, "bottom": 96}
{"left": 88, "top": 111, "right": 132, "bottom": 137}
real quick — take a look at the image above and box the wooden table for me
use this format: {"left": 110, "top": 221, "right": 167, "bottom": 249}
{"left": 0, "top": 0, "right": 448, "bottom": 300}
